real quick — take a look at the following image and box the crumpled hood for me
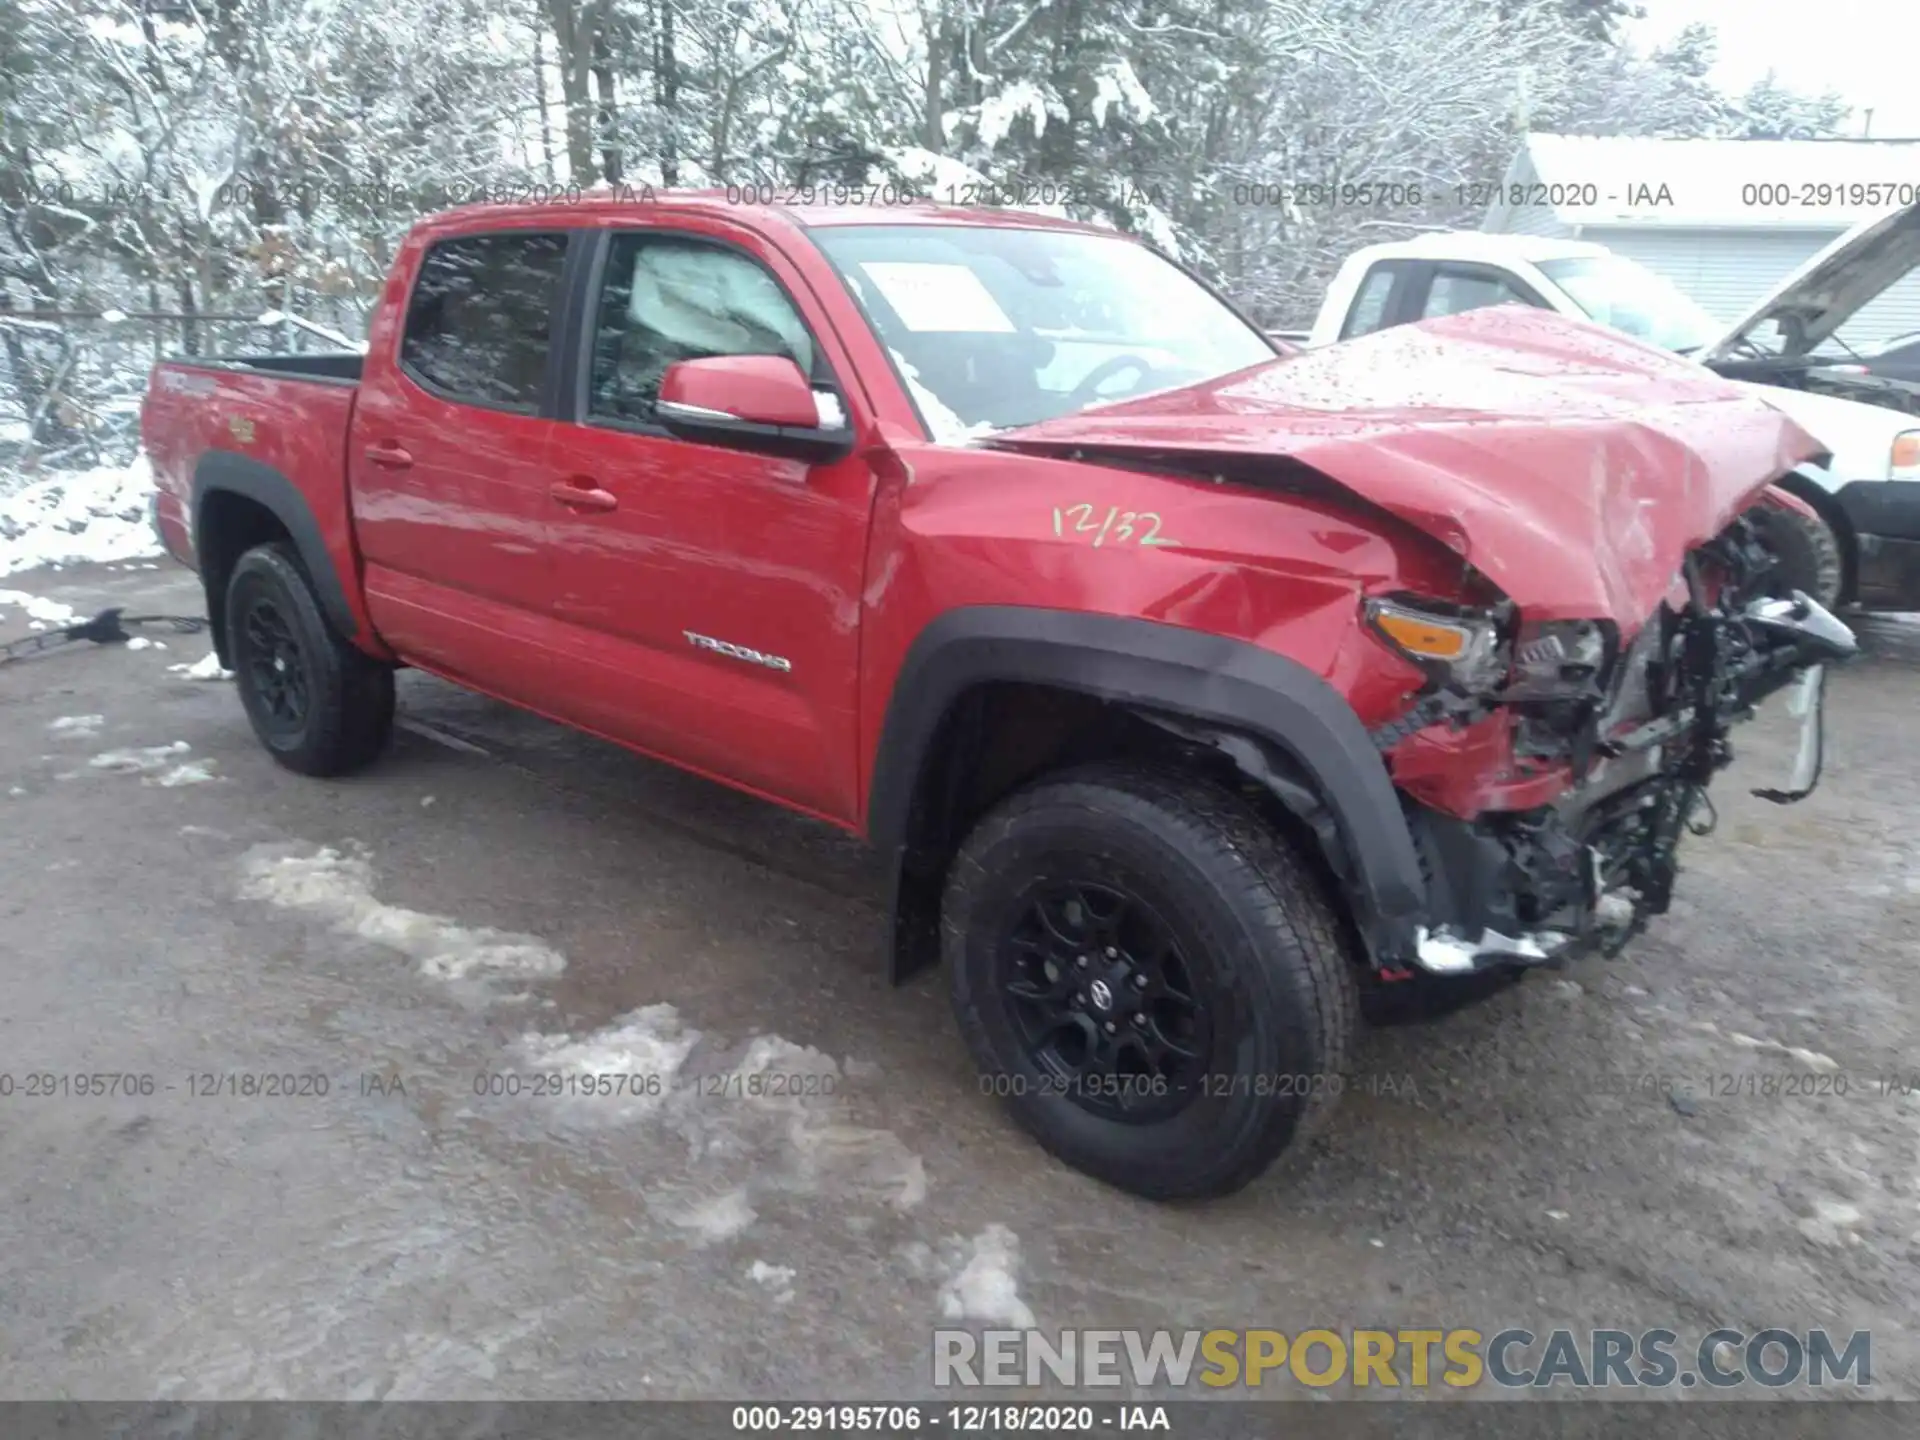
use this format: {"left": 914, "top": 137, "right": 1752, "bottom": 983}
{"left": 990, "top": 306, "right": 1825, "bottom": 624}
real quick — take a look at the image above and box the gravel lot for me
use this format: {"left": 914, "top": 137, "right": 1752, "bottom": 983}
{"left": 2, "top": 560, "right": 1916, "bottom": 1418}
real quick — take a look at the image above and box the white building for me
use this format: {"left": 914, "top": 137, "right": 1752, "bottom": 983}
{"left": 1482, "top": 134, "right": 1920, "bottom": 349}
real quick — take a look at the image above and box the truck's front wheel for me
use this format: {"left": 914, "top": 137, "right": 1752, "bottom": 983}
{"left": 943, "top": 765, "right": 1357, "bottom": 1200}
{"left": 226, "top": 543, "right": 394, "bottom": 776}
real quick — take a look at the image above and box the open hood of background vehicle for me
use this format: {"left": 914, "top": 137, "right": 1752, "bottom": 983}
{"left": 990, "top": 306, "right": 1825, "bottom": 624}
{"left": 1700, "top": 202, "right": 1920, "bottom": 365}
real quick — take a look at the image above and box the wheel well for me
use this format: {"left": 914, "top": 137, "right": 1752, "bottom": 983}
{"left": 196, "top": 490, "right": 293, "bottom": 664}
{"left": 887, "top": 681, "right": 1356, "bottom": 981}
{"left": 1775, "top": 469, "right": 1858, "bottom": 603}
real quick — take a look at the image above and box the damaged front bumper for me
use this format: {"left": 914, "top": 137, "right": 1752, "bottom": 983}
{"left": 1402, "top": 591, "right": 1857, "bottom": 976}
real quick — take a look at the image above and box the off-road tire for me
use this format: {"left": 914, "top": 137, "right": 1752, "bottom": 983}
{"left": 225, "top": 542, "right": 394, "bottom": 776}
{"left": 943, "top": 764, "right": 1358, "bottom": 1200}
{"left": 1754, "top": 502, "right": 1847, "bottom": 611}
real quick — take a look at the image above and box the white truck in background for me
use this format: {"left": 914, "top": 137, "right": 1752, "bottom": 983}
{"left": 1303, "top": 210, "right": 1920, "bottom": 611}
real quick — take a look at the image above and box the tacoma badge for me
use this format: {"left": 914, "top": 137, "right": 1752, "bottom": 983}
{"left": 683, "top": 631, "right": 792, "bottom": 673}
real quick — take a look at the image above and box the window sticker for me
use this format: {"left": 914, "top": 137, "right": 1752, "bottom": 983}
{"left": 858, "top": 262, "right": 1016, "bottom": 333}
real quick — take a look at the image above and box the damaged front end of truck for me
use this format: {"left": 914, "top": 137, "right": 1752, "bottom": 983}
{"left": 1376, "top": 515, "right": 1858, "bottom": 974}
{"left": 993, "top": 304, "right": 1862, "bottom": 978}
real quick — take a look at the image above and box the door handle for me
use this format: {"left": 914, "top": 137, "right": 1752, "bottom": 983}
{"left": 550, "top": 477, "right": 618, "bottom": 512}
{"left": 363, "top": 443, "right": 413, "bottom": 469}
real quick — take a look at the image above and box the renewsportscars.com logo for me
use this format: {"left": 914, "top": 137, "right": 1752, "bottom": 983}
{"left": 932, "top": 1327, "right": 1872, "bottom": 1391}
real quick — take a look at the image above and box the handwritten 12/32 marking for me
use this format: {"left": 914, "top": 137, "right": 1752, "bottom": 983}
{"left": 1052, "top": 503, "right": 1180, "bottom": 548}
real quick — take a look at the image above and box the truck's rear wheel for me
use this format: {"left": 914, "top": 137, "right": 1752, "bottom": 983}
{"left": 943, "top": 765, "right": 1357, "bottom": 1200}
{"left": 225, "top": 543, "right": 393, "bottom": 776}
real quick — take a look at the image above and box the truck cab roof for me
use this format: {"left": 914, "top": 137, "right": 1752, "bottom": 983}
{"left": 1307, "top": 232, "right": 1612, "bottom": 347}
{"left": 1335, "top": 232, "right": 1609, "bottom": 267}
{"left": 423, "top": 190, "right": 1112, "bottom": 238}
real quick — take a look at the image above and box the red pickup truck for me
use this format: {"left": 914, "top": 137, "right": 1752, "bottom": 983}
{"left": 141, "top": 195, "right": 1857, "bottom": 1200}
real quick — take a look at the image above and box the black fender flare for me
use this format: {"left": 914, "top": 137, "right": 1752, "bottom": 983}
{"left": 191, "top": 450, "right": 359, "bottom": 643}
{"left": 867, "top": 606, "right": 1427, "bottom": 978}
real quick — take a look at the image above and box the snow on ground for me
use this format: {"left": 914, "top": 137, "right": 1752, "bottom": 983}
{"left": 87, "top": 742, "right": 189, "bottom": 774}
{"left": 513, "top": 1006, "right": 929, "bottom": 1220}
{"left": 937, "top": 1225, "right": 1037, "bottom": 1329}
{"left": 48, "top": 714, "right": 106, "bottom": 737}
{"left": 153, "top": 758, "right": 218, "bottom": 786}
{"left": 515, "top": 1003, "right": 700, "bottom": 1118}
{"left": 76, "top": 741, "right": 218, "bottom": 787}
{"left": 169, "top": 651, "right": 234, "bottom": 680}
{"left": 234, "top": 842, "right": 926, "bottom": 1248}
{"left": 0, "top": 589, "right": 80, "bottom": 626}
{"left": 747, "top": 1260, "right": 797, "bottom": 1291}
{"left": 669, "top": 1189, "right": 758, "bottom": 1245}
{"left": 0, "top": 455, "right": 160, "bottom": 576}
{"left": 1682, "top": 1017, "right": 1840, "bottom": 1073}
{"left": 240, "top": 843, "right": 567, "bottom": 984}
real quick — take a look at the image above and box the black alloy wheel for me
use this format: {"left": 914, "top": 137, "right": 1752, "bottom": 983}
{"left": 224, "top": 542, "right": 395, "bottom": 776}
{"left": 241, "top": 595, "right": 310, "bottom": 739}
{"left": 1000, "top": 877, "right": 1211, "bottom": 1121}
{"left": 945, "top": 764, "right": 1358, "bottom": 1200}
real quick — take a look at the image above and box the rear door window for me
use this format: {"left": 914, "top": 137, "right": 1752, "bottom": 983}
{"left": 1341, "top": 263, "right": 1404, "bottom": 339}
{"left": 401, "top": 233, "right": 570, "bottom": 411}
{"left": 1421, "top": 266, "right": 1541, "bottom": 319}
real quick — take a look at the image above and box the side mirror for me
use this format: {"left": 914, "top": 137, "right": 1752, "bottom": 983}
{"left": 656, "top": 355, "right": 854, "bottom": 464}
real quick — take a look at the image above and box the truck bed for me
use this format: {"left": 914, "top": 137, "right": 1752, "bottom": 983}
{"left": 140, "top": 355, "right": 363, "bottom": 580}
{"left": 171, "top": 351, "right": 364, "bottom": 385}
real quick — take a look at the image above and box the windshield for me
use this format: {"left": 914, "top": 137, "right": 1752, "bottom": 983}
{"left": 809, "top": 225, "right": 1277, "bottom": 441}
{"left": 1536, "top": 254, "right": 1723, "bottom": 355}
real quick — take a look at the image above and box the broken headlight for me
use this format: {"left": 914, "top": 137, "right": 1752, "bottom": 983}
{"left": 1364, "top": 594, "right": 1508, "bottom": 693}
{"left": 1505, "top": 618, "right": 1614, "bottom": 700}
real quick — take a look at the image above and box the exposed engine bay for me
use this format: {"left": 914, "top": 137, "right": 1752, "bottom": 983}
{"left": 1709, "top": 354, "right": 1920, "bottom": 418}
{"left": 1391, "top": 510, "right": 1860, "bottom": 974}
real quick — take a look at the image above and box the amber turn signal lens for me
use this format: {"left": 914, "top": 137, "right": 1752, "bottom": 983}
{"left": 1892, "top": 432, "right": 1920, "bottom": 474}
{"left": 1371, "top": 609, "right": 1471, "bottom": 659}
